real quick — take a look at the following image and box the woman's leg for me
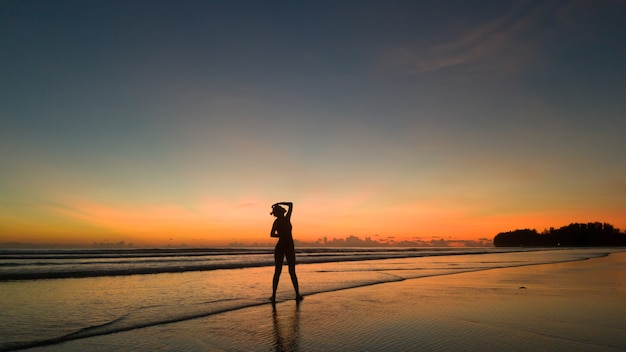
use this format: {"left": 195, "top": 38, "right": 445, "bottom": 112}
{"left": 285, "top": 247, "right": 302, "bottom": 300}
{"left": 272, "top": 248, "right": 284, "bottom": 301}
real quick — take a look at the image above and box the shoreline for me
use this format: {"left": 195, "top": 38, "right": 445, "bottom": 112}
{"left": 20, "top": 250, "right": 626, "bottom": 351}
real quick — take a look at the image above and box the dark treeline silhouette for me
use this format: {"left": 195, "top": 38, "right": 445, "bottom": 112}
{"left": 493, "top": 222, "right": 626, "bottom": 247}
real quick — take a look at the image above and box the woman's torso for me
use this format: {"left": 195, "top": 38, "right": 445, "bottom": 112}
{"left": 274, "top": 217, "right": 292, "bottom": 239}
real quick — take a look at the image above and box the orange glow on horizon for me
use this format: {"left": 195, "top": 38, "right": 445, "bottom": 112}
{"left": 1, "top": 195, "right": 624, "bottom": 247}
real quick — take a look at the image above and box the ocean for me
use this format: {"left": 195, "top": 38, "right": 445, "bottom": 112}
{"left": 0, "top": 247, "right": 615, "bottom": 351}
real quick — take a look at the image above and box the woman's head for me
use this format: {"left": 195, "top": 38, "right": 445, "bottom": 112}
{"left": 270, "top": 205, "right": 286, "bottom": 217}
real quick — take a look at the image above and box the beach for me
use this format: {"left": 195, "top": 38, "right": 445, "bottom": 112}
{"left": 12, "top": 249, "right": 625, "bottom": 352}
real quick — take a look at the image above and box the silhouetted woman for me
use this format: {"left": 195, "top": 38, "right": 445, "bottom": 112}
{"left": 270, "top": 202, "right": 303, "bottom": 302}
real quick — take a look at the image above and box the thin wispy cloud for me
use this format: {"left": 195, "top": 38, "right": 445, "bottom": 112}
{"left": 384, "top": 1, "right": 566, "bottom": 75}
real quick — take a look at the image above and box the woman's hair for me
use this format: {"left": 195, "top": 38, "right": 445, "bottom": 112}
{"left": 271, "top": 205, "right": 286, "bottom": 216}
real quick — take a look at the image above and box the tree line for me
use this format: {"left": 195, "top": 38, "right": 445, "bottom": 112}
{"left": 493, "top": 222, "right": 626, "bottom": 247}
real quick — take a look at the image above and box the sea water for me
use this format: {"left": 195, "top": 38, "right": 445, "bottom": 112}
{"left": 0, "top": 247, "right": 614, "bottom": 351}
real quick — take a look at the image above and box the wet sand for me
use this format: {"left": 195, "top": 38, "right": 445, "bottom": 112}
{"left": 25, "top": 251, "right": 626, "bottom": 351}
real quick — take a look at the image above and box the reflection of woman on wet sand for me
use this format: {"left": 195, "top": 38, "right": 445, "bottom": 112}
{"left": 272, "top": 302, "right": 300, "bottom": 351}
{"left": 270, "top": 202, "right": 303, "bottom": 302}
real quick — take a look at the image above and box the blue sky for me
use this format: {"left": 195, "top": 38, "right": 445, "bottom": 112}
{"left": 1, "top": 0, "right": 624, "bottom": 246}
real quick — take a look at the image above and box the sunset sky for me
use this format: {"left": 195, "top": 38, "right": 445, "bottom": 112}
{"left": 1, "top": 0, "right": 624, "bottom": 247}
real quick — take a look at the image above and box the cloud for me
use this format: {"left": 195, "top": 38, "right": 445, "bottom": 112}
{"left": 46, "top": 197, "right": 269, "bottom": 243}
{"left": 381, "top": 1, "right": 563, "bottom": 75}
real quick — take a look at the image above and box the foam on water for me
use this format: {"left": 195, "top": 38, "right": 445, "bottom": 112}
{"left": 0, "top": 247, "right": 503, "bottom": 281}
